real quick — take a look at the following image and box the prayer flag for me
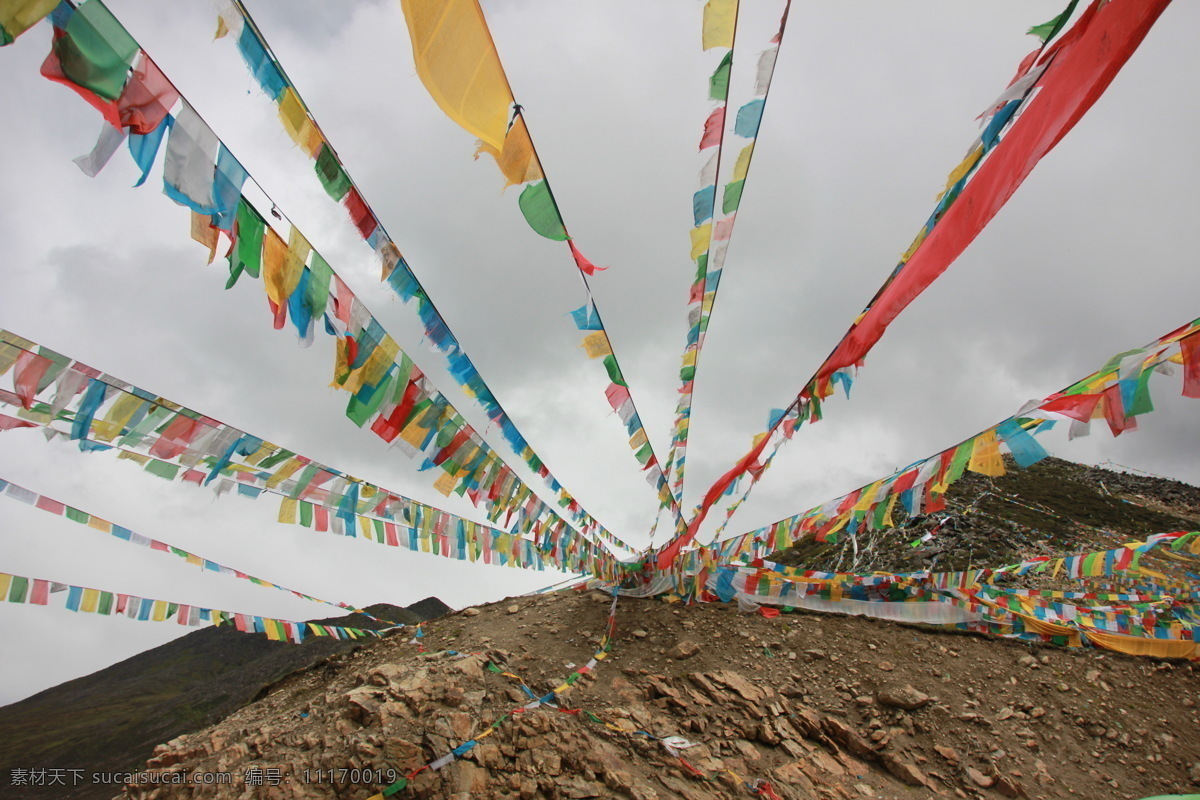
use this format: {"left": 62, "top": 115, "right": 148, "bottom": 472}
{"left": 399, "top": 0, "right": 513, "bottom": 150}
{"left": 518, "top": 181, "right": 567, "bottom": 241}
{"left": 701, "top": 0, "right": 736, "bottom": 51}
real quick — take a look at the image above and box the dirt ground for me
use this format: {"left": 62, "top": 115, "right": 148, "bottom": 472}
{"left": 115, "top": 588, "right": 1200, "bottom": 800}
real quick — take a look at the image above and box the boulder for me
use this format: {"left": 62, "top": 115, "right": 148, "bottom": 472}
{"left": 876, "top": 684, "right": 930, "bottom": 711}
{"left": 668, "top": 640, "right": 701, "bottom": 660}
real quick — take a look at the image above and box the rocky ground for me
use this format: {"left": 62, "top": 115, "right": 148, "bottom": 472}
{"left": 118, "top": 588, "right": 1200, "bottom": 800}
{"left": 773, "top": 457, "right": 1200, "bottom": 575}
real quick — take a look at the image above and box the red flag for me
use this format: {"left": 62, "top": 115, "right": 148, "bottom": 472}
{"left": 568, "top": 240, "right": 606, "bottom": 275}
{"left": 118, "top": 55, "right": 178, "bottom": 135}
{"left": 12, "top": 351, "right": 51, "bottom": 409}
{"left": 0, "top": 414, "right": 37, "bottom": 432}
{"left": 370, "top": 379, "right": 423, "bottom": 442}
{"left": 1180, "top": 332, "right": 1200, "bottom": 399}
{"left": 40, "top": 36, "right": 121, "bottom": 129}
{"left": 604, "top": 383, "right": 630, "bottom": 412}
{"left": 149, "top": 415, "right": 203, "bottom": 459}
{"left": 816, "top": 0, "right": 1172, "bottom": 387}
{"left": 1038, "top": 391, "right": 1102, "bottom": 422}
{"left": 343, "top": 188, "right": 376, "bottom": 239}
{"left": 656, "top": 432, "right": 773, "bottom": 569}
{"left": 699, "top": 105, "right": 725, "bottom": 150}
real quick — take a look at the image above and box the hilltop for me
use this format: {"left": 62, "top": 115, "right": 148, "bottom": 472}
{"left": 114, "top": 585, "right": 1200, "bottom": 800}
{"left": 101, "top": 458, "right": 1200, "bottom": 800}
{"left": 5, "top": 458, "right": 1200, "bottom": 800}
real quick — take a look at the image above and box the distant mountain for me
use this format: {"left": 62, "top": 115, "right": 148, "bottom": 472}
{"left": 401, "top": 596, "right": 453, "bottom": 622}
{"left": 0, "top": 598, "right": 449, "bottom": 800}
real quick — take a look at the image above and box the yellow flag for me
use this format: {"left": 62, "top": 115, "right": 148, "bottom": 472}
{"left": 244, "top": 441, "right": 276, "bottom": 467}
{"left": 937, "top": 144, "right": 982, "bottom": 201}
{"left": 0, "top": 0, "right": 58, "bottom": 41}
{"left": 900, "top": 227, "right": 929, "bottom": 263}
{"left": 345, "top": 336, "right": 400, "bottom": 395}
{"left": 189, "top": 211, "right": 218, "bottom": 263}
{"left": 277, "top": 87, "right": 323, "bottom": 157}
{"left": 433, "top": 471, "right": 457, "bottom": 497}
{"left": 283, "top": 227, "right": 311, "bottom": 297}
{"left": 399, "top": 0, "right": 514, "bottom": 150}
{"left": 732, "top": 143, "right": 754, "bottom": 181}
{"left": 853, "top": 481, "right": 880, "bottom": 512}
{"left": 967, "top": 430, "right": 1005, "bottom": 476}
{"left": 332, "top": 337, "right": 351, "bottom": 388}
{"left": 702, "top": 0, "right": 737, "bottom": 50}
{"left": 399, "top": 419, "right": 429, "bottom": 450}
{"left": 278, "top": 498, "right": 298, "bottom": 524}
{"left": 261, "top": 228, "right": 288, "bottom": 306}
{"left": 475, "top": 114, "right": 543, "bottom": 187}
{"left": 882, "top": 493, "right": 899, "bottom": 528}
{"left": 0, "top": 342, "right": 21, "bottom": 376}
{"left": 264, "top": 457, "right": 303, "bottom": 489}
{"left": 581, "top": 331, "right": 612, "bottom": 359}
{"left": 80, "top": 589, "right": 100, "bottom": 613}
{"left": 1083, "top": 628, "right": 1198, "bottom": 660}
{"left": 93, "top": 393, "right": 145, "bottom": 442}
{"left": 690, "top": 224, "right": 712, "bottom": 260}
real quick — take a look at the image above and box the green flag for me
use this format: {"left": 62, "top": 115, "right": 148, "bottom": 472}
{"left": 709, "top": 51, "right": 732, "bottom": 100}
{"left": 55, "top": 0, "right": 139, "bottom": 100}
{"left": 314, "top": 143, "right": 352, "bottom": 201}
{"left": 518, "top": 180, "right": 567, "bottom": 241}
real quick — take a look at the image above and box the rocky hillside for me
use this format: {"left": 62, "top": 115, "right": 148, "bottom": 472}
{"left": 8, "top": 460, "right": 1200, "bottom": 800}
{"left": 773, "top": 456, "right": 1200, "bottom": 575}
{"left": 116, "top": 589, "right": 1200, "bottom": 800}
{"left": 0, "top": 600, "right": 450, "bottom": 800}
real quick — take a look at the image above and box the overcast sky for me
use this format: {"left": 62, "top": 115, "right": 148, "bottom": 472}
{"left": 1, "top": 0, "right": 1197, "bottom": 705}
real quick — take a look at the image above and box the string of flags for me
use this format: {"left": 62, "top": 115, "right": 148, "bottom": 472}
{"left": 695, "top": 529, "right": 1199, "bottom": 659}
{"left": 698, "top": 315, "right": 1200, "bottom": 569}
{"left": 653, "top": 0, "right": 1176, "bottom": 569}
{"left": 0, "top": 330, "right": 629, "bottom": 581}
{"left": 0, "top": 570, "right": 386, "bottom": 644}
{"left": 663, "top": 0, "right": 792, "bottom": 508}
{"left": 0, "top": 476, "right": 394, "bottom": 622}
{"left": 3, "top": 0, "right": 1199, "bottom": 672}
{"left": 393, "top": 0, "right": 677, "bottom": 512}
{"left": 23, "top": 0, "right": 634, "bottom": 559}
{"left": 207, "top": 0, "right": 665, "bottom": 539}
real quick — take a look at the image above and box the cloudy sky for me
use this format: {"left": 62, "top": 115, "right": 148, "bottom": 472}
{"left": 1, "top": 0, "right": 1197, "bottom": 705}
